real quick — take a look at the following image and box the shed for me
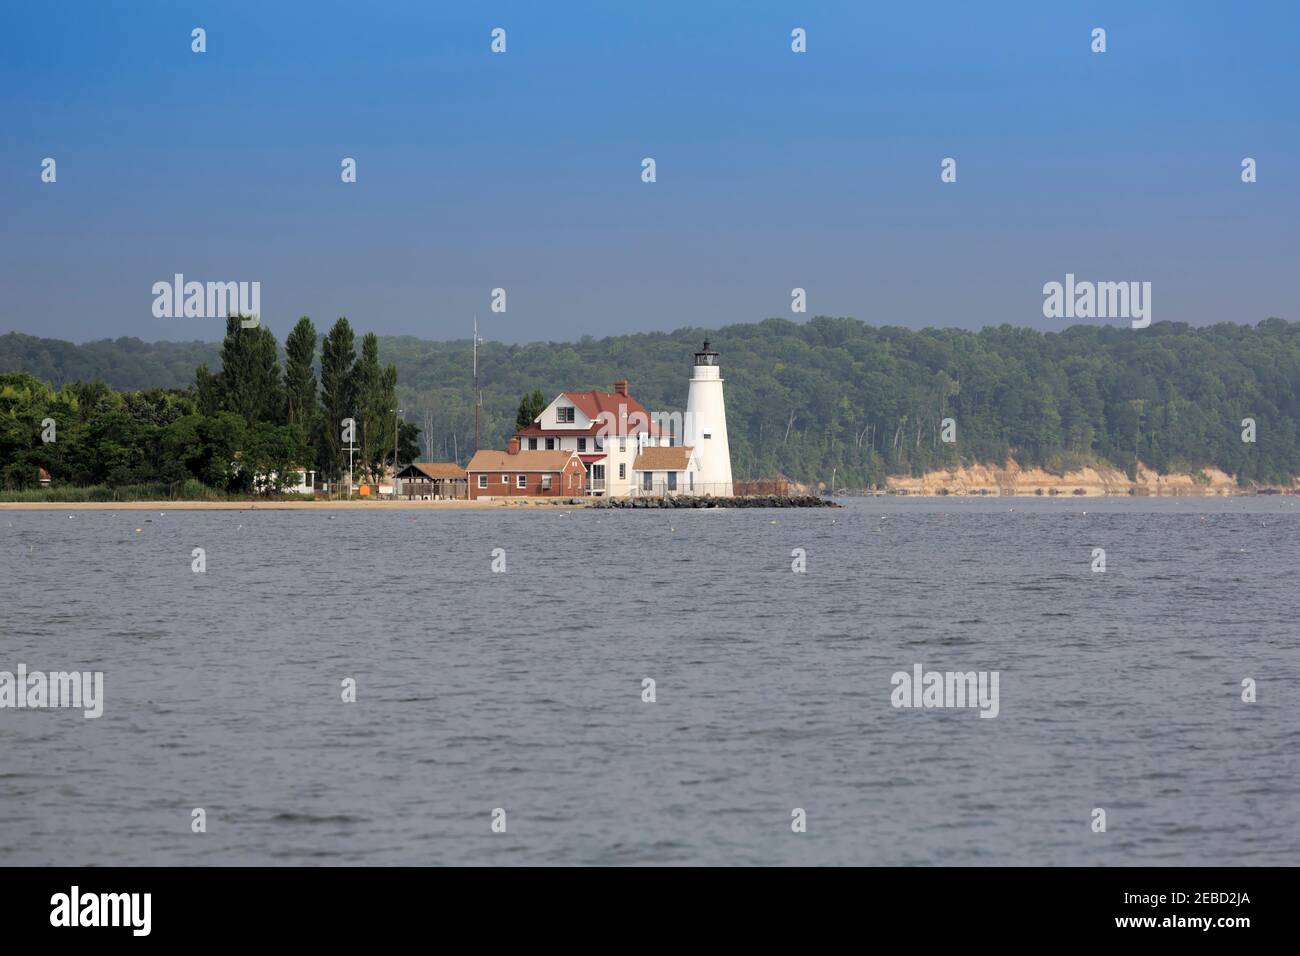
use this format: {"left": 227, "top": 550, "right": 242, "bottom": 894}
{"left": 393, "top": 462, "right": 469, "bottom": 500}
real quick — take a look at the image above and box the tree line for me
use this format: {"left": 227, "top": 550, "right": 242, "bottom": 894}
{"left": 390, "top": 317, "right": 1299, "bottom": 488}
{"left": 2, "top": 316, "right": 1297, "bottom": 491}
{"left": 0, "top": 316, "right": 417, "bottom": 494}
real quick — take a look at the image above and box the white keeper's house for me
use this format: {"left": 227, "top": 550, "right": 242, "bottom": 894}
{"left": 511, "top": 341, "right": 734, "bottom": 497}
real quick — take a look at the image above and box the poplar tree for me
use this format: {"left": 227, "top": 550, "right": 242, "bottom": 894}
{"left": 318, "top": 317, "right": 356, "bottom": 484}
{"left": 284, "top": 316, "right": 317, "bottom": 440}
{"left": 215, "top": 316, "right": 282, "bottom": 425}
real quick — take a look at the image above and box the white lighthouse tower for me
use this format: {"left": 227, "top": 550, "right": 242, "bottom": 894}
{"left": 684, "top": 340, "right": 733, "bottom": 495}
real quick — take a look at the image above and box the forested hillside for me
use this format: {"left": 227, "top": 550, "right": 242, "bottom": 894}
{"left": 390, "top": 318, "right": 1300, "bottom": 486}
{"left": 3, "top": 317, "right": 1297, "bottom": 488}
{"left": 0, "top": 333, "right": 218, "bottom": 390}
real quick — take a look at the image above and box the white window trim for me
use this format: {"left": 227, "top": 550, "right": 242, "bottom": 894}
{"left": 477, "top": 474, "right": 488, "bottom": 489}
{"left": 517, "top": 474, "right": 527, "bottom": 489}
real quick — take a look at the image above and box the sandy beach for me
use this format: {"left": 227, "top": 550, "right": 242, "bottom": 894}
{"left": 0, "top": 498, "right": 534, "bottom": 511}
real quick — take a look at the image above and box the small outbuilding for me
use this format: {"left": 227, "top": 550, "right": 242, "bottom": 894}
{"left": 393, "top": 462, "right": 469, "bottom": 500}
{"left": 631, "top": 445, "right": 701, "bottom": 496}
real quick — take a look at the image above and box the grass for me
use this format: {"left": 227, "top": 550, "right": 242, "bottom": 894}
{"left": 0, "top": 481, "right": 316, "bottom": 503}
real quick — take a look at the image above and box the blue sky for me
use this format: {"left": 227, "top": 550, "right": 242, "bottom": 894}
{"left": 1, "top": 0, "right": 1297, "bottom": 344}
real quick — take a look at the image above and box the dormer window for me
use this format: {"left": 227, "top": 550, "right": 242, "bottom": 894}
{"left": 557, "top": 407, "right": 575, "bottom": 424}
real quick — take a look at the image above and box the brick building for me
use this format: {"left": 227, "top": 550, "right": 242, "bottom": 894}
{"left": 465, "top": 441, "right": 587, "bottom": 500}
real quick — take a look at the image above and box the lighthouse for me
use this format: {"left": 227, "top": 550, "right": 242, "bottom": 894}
{"left": 684, "top": 340, "right": 733, "bottom": 495}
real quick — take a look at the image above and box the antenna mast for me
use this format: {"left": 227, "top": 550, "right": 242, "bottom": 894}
{"left": 473, "top": 316, "right": 482, "bottom": 454}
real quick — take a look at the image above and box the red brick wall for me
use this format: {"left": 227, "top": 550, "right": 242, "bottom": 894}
{"left": 468, "top": 458, "right": 587, "bottom": 499}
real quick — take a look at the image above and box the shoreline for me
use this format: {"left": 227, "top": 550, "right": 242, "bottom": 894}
{"left": 0, "top": 499, "right": 507, "bottom": 510}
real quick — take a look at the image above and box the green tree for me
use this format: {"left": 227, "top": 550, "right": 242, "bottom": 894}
{"left": 284, "top": 316, "right": 318, "bottom": 439}
{"left": 247, "top": 422, "right": 306, "bottom": 494}
{"left": 515, "top": 389, "right": 546, "bottom": 429}
{"left": 318, "top": 317, "right": 357, "bottom": 484}
{"left": 356, "top": 333, "right": 397, "bottom": 484}
{"left": 215, "top": 316, "right": 283, "bottom": 425}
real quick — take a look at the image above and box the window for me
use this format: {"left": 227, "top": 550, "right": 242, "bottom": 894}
{"left": 594, "top": 436, "right": 604, "bottom": 451}
{"left": 619, "top": 438, "right": 626, "bottom": 452}
{"left": 517, "top": 474, "right": 527, "bottom": 489}
{"left": 642, "top": 471, "right": 653, "bottom": 491}
{"left": 501, "top": 474, "right": 508, "bottom": 485}
{"left": 541, "top": 474, "right": 551, "bottom": 490}
{"left": 689, "top": 471, "right": 694, "bottom": 491}
{"left": 667, "top": 472, "right": 677, "bottom": 491}
{"left": 546, "top": 437, "right": 555, "bottom": 450}
{"left": 577, "top": 438, "right": 587, "bottom": 451}
{"left": 703, "top": 433, "right": 712, "bottom": 440}
{"left": 619, "top": 463, "right": 625, "bottom": 479}
{"left": 528, "top": 437, "right": 537, "bottom": 450}
{"left": 478, "top": 474, "right": 488, "bottom": 489}
{"left": 557, "top": 407, "right": 575, "bottom": 423}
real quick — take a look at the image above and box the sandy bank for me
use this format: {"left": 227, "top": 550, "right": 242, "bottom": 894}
{"left": 882, "top": 460, "right": 1264, "bottom": 496}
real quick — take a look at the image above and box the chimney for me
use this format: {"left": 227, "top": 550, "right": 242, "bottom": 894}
{"left": 613, "top": 380, "right": 628, "bottom": 396}
{"left": 508, "top": 436, "right": 520, "bottom": 455}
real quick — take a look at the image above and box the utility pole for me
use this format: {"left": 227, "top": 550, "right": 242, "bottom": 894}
{"left": 346, "top": 440, "right": 357, "bottom": 500}
{"left": 473, "top": 316, "right": 483, "bottom": 453}
{"left": 392, "top": 407, "right": 402, "bottom": 499}
{"left": 343, "top": 416, "right": 358, "bottom": 501}
{"left": 472, "top": 318, "right": 481, "bottom": 454}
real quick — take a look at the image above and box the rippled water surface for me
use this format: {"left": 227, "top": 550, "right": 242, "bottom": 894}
{"left": 2, "top": 496, "right": 1297, "bottom": 865}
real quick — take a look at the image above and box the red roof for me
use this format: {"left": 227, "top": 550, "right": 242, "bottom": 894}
{"left": 466, "top": 449, "right": 580, "bottom": 473}
{"left": 578, "top": 454, "right": 606, "bottom": 464}
{"left": 517, "top": 387, "right": 662, "bottom": 438}
{"left": 563, "top": 389, "right": 660, "bottom": 435}
{"left": 516, "top": 422, "right": 603, "bottom": 437}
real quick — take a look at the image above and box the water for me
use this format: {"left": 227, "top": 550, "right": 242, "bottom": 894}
{"left": 1, "top": 497, "right": 1297, "bottom": 865}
